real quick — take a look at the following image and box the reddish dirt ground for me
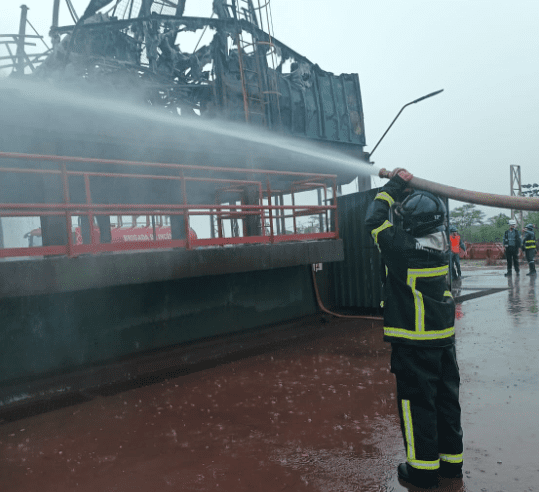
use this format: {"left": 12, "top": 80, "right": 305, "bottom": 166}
{"left": 1, "top": 266, "right": 538, "bottom": 491}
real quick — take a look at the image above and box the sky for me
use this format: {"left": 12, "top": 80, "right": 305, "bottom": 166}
{"left": 1, "top": 0, "right": 539, "bottom": 220}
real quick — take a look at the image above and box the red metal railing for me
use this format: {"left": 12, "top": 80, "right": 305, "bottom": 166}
{"left": 0, "top": 151, "right": 339, "bottom": 258}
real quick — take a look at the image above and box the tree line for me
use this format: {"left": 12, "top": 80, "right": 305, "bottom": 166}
{"left": 450, "top": 204, "right": 539, "bottom": 243}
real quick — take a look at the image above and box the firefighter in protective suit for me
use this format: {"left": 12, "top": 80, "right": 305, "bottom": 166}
{"left": 365, "top": 168, "right": 463, "bottom": 489}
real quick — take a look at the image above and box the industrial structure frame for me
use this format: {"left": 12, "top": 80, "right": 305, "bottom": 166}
{"left": 1, "top": 1, "right": 368, "bottom": 159}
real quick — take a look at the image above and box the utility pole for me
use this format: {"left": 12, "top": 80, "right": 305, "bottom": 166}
{"left": 510, "top": 165, "right": 523, "bottom": 227}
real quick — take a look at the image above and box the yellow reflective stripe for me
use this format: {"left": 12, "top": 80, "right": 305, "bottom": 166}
{"left": 375, "top": 191, "right": 395, "bottom": 206}
{"left": 403, "top": 400, "right": 440, "bottom": 470}
{"left": 402, "top": 400, "right": 415, "bottom": 461}
{"left": 407, "top": 274, "right": 424, "bottom": 332}
{"left": 440, "top": 453, "right": 463, "bottom": 464}
{"left": 407, "top": 266, "right": 449, "bottom": 333}
{"left": 408, "top": 459, "right": 440, "bottom": 470}
{"left": 384, "top": 326, "right": 455, "bottom": 340}
{"left": 371, "top": 220, "right": 393, "bottom": 244}
{"left": 444, "top": 290, "right": 452, "bottom": 298}
{"left": 408, "top": 265, "right": 449, "bottom": 277}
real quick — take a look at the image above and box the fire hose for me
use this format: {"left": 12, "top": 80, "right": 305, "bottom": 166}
{"left": 378, "top": 168, "right": 539, "bottom": 211}
{"left": 311, "top": 268, "right": 383, "bottom": 321}
{"left": 315, "top": 168, "right": 539, "bottom": 322}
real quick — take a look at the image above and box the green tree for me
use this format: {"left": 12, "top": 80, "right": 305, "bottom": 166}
{"left": 449, "top": 204, "right": 485, "bottom": 231}
{"left": 524, "top": 211, "right": 539, "bottom": 230}
{"left": 487, "top": 213, "right": 510, "bottom": 228}
{"left": 467, "top": 224, "right": 505, "bottom": 243}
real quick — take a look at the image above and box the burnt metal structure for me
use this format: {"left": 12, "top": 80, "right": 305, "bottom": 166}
{"left": 1, "top": 1, "right": 367, "bottom": 162}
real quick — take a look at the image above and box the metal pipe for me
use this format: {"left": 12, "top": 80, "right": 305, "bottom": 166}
{"left": 369, "top": 89, "right": 444, "bottom": 158}
{"left": 15, "top": 5, "right": 29, "bottom": 75}
{"left": 52, "top": 0, "right": 60, "bottom": 28}
{"left": 0, "top": 152, "right": 336, "bottom": 180}
{"left": 379, "top": 169, "right": 539, "bottom": 211}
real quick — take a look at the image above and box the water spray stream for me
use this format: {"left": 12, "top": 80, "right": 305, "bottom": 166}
{"left": 0, "top": 78, "right": 374, "bottom": 181}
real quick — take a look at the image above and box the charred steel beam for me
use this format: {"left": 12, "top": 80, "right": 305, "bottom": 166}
{"left": 175, "top": 0, "right": 186, "bottom": 17}
{"left": 51, "top": 16, "right": 314, "bottom": 67}
{"left": 52, "top": 0, "right": 61, "bottom": 28}
{"left": 14, "top": 5, "right": 29, "bottom": 75}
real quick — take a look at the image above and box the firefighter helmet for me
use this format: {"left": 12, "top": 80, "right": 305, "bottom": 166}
{"left": 525, "top": 223, "right": 534, "bottom": 231}
{"left": 396, "top": 191, "right": 447, "bottom": 237}
{"left": 450, "top": 225, "right": 457, "bottom": 233}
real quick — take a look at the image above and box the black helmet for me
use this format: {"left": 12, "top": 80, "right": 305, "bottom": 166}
{"left": 525, "top": 223, "right": 534, "bottom": 231}
{"left": 396, "top": 191, "right": 446, "bottom": 237}
{"left": 450, "top": 225, "right": 457, "bottom": 233}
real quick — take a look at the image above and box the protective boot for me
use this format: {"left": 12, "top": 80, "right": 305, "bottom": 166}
{"left": 397, "top": 463, "right": 438, "bottom": 489}
{"left": 438, "top": 460, "right": 463, "bottom": 478}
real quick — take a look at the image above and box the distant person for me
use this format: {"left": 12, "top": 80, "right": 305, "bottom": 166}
{"left": 366, "top": 168, "right": 463, "bottom": 490}
{"left": 503, "top": 219, "right": 521, "bottom": 276}
{"left": 449, "top": 226, "right": 466, "bottom": 281}
{"left": 522, "top": 223, "right": 537, "bottom": 275}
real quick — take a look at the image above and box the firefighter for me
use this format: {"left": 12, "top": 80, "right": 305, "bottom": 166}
{"left": 522, "top": 223, "right": 537, "bottom": 275}
{"left": 503, "top": 219, "right": 521, "bottom": 276}
{"left": 366, "top": 168, "right": 463, "bottom": 489}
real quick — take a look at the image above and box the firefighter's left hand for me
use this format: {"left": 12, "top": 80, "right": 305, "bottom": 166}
{"left": 389, "top": 168, "right": 413, "bottom": 182}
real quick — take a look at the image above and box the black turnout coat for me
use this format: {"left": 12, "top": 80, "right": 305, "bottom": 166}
{"left": 365, "top": 175, "right": 455, "bottom": 347}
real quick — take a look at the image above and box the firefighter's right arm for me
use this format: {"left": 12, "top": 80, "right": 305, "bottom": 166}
{"left": 365, "top": 170, "right": 412, "bottom": 249}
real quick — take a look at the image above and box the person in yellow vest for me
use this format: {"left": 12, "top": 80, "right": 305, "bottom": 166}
{"left": 449, "top": 226, "right": 466, "bottom": 281}
{"left": 522, "top": 223, "right": 537, "bottom": 275}
{"left": 366, "top": 168, "right": 462, "bottom": 489}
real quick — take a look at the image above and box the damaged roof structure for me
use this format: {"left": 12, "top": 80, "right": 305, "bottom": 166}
{"left": 5, "top": 1, "right": 367, "bottom": 159}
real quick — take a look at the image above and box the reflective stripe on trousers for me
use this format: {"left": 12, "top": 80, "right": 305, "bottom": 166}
{"left": 392, "top": 344, "right": 463, "bottom": 470}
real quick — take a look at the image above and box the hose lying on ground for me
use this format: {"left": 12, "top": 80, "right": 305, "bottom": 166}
{"left": 311, "top": 268, "right": 383, "bottom": 321}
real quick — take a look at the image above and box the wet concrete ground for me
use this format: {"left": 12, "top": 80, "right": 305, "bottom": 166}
{"left": 1, "top": 264, "right": 538, "bottom": 491}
